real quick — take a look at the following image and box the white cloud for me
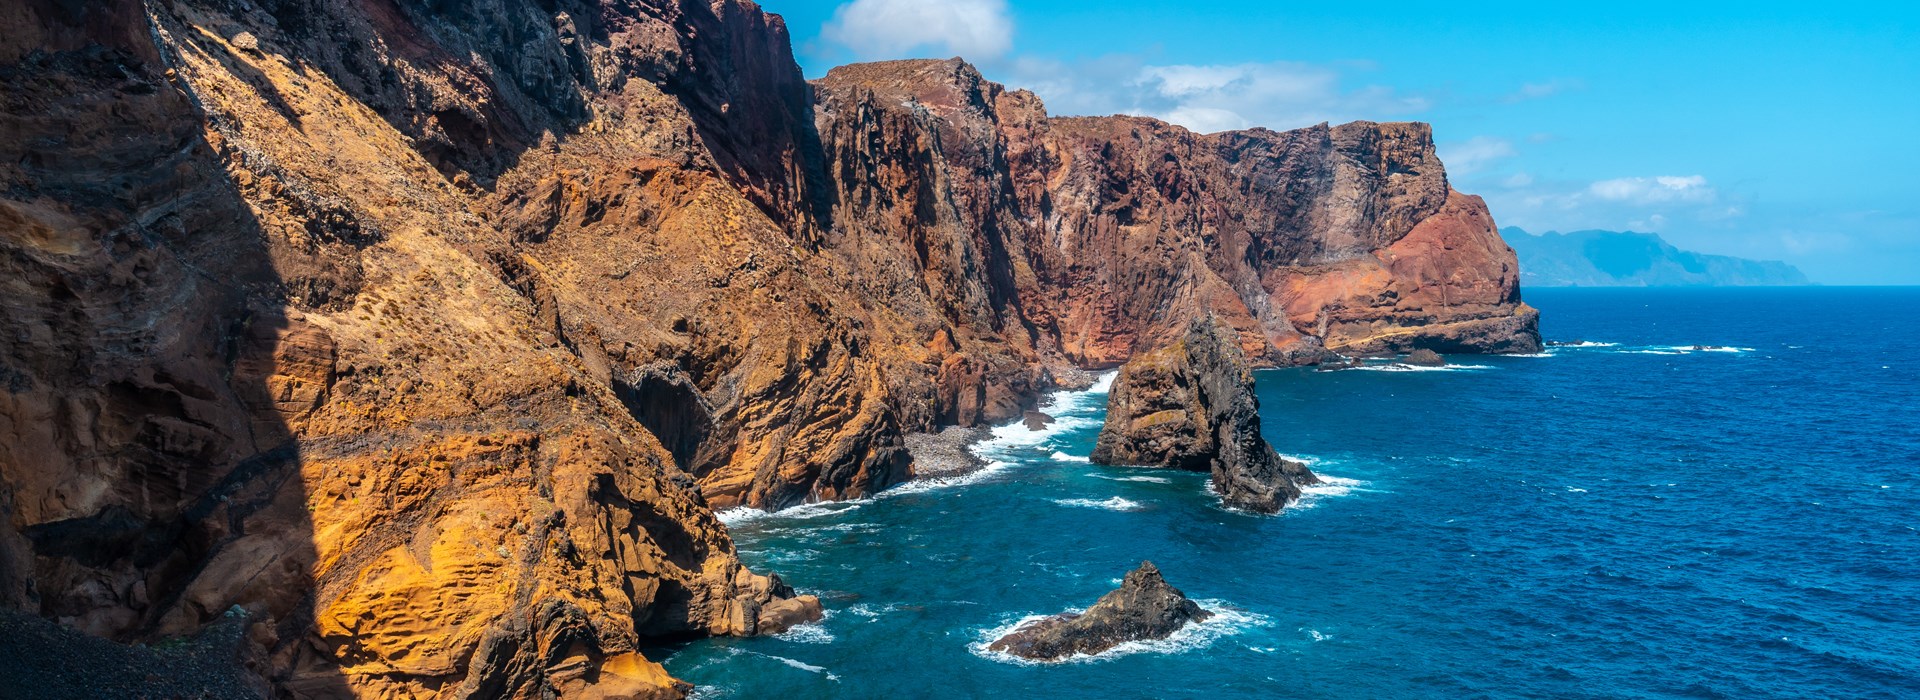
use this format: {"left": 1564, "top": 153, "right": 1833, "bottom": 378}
{"left": 1503, "top": 78, "right": 1584, "bottom": 103}
{"left": 1438, "top": 136, "right": 1517, "bottom": 175}
{"left": 1627, "top": 213, "right": 1669, "bottom": 231}
{"left": 1588, "top": 175, "right": 1717, "bottom": 204}
{"left": 821, "top": 0, "right": 1015, "bottom": 60}
{"left": 1005, "top": 59, "right": 1429, "bottom": 134}
{"left": 1482, "top": 173, "right": 1743, "bottom": 236}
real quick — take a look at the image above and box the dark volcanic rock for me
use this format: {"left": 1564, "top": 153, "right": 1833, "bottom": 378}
{"left": 1404, "top": 349, "right": 1447, "bottom": 366}
{"left": 1023, "top": 411, "right": 1057, "bottom": 431}
{"left": 1092, "top": 318, "right": 1319, "bottom": 512}
{"left": 988, "top": 562, "right": 1210, "bottom": 661}
{"left": 1316, "top": 356, "right": 1365, "bottom": 371}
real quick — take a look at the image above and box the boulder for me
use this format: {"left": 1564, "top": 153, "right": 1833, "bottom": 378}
{"left": 754, "top": 596, "right": 824, "bottom": 636}
{"left": 987, "top": 562, "right": 1211, "bottom": 661}
{"left": 1022, "top": 411, "right": 1056, "bottom": 431}
{"left": 1404, "top": 348, "right": 1446, "bottom": 366}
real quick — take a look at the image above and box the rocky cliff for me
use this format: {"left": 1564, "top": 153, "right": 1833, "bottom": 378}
{"left": 1, "top": 1, "right": 1536, "bottom": 696}
{"left": 1091, "top": 318, "right": 1318, "bottom": 512}
{"left": 810, "top": 59, "right": 1539, "bottom": 369}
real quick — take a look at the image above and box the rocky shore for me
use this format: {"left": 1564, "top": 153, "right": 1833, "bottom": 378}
{"left": 902, "top": 426, "right": 992, "bottom": 478}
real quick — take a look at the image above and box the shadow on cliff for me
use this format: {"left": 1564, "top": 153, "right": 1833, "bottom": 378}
{"left": 0, "top": 3, "right": 349, "bottom": 697}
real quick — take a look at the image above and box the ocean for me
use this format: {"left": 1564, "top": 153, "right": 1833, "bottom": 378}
{"left": 657, "top": 288, "right": 1920, "bottom": 699}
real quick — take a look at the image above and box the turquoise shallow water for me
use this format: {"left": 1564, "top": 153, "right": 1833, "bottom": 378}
{"left": 657, "top": 288, "right": 1920, "bottom": 699}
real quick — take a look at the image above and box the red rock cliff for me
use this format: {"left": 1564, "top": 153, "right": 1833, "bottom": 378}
{"left": 811, "top": 59, "right": 1539, "bottom": 372}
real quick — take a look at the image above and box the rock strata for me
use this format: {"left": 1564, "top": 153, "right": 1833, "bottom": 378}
{"left": 987, "top": 562, "right": 1210, "bottom": 661}
{"left": 1093, "top": 319, "right": 1319, "bottom": 512}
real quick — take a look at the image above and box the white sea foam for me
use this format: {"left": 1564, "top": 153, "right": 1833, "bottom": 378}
{"left": 970, "top": 372, "right": 1118, "bottom": 458}
{"left": 716, "top": 501, "right": 865, "bottom": 527}
{"left": 1292, "top": 475, "right": 1368, "bottom": 510}
{"left": 879, "top": 459, "right": 1015, "bottom": 497}
{"left": 1303, "top": 628, "right": 1331, "bottom": 642}
{"left": 1089, "top": 473, "right": 1173, "bottom": 484}
{"left": 1551, "top": 341, "right": 1619, "bottom": 348}
{"left": 1086, "top": 371, "right": 1118, "bottom": 394}
{"left": 1566, "top": 487, "right": 1589, "bottom": 493}
{"left": 1203, "top": 472, "right": 1372, "bottom": 514}
{"left": 1053, "top": 496, "right": 1146, "bottom": 512}
{"left": 1612, "top": 344, "right": 1754, "bottom": 356}
{"left": 759, "top": 548, "right": 822, "bottom": 565}
{"left": 970, "top": 599, "right": 1270, "bottom": 665}
{"left": 773, "top": 610, "right": 835, "bottom": 644}
{"left": 1051, "top": 451, "right": 1092, "bottom": 463}
{"left": 1660, "top": 344, "right": 1753, "bottom": 353}
{"left": 846, "top": 603, "right": 906, "bottom": 618}
{"left": 1338, "top": 363, "right": 1494, "bottom": 373}
{"left": 1507, "top": 352, "right": 1555, "bottom": 358}
{"left": 743, "top": 651, "right": 839, "bottom": 681}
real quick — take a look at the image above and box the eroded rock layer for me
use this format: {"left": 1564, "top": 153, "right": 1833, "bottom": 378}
{"left": 2, "top": 1, "right": 1535, "bottom": 696}
{"left": 1092, "top": 318, "right": 1318, "bottom": 512}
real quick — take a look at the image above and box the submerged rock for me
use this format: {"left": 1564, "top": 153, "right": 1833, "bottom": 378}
{"left": 1023, "top": 411, "right": 1056, "bottom": 431}
{"left": 987, "top": 562, "right": 1211, "bottom": 661}
{"left": 1404, "top": 348, "right": 1447, "bottom": 366}
{"left": 1317, "top": 356, "right": 1365, "bottom": 371}
{"left": 1092, "top": 318, "right": 1318, "bottom": 512}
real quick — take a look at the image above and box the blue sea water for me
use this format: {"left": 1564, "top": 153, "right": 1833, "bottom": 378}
{"left": 659, "top": 288, "right": 1920, "bottom": 699}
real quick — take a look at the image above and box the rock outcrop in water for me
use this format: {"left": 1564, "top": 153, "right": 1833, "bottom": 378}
{"left": 2, "top": 0, "right": 1532, "bottom": 695}
{"left": 987, "top": 561, "right": 1211, "bottom": 661}
{"left": 1405, "top": 349, "right": 1447, "bottom": 367}
{"left": 1092, "top": 319, "right": 1319, "bottom": 512}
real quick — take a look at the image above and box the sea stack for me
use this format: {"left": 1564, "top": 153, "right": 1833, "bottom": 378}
{"left": 987, "top": 562, "right": 1211, "bottom": 661}
{"left": 1092, "top": 318, "right": 1318, "bottom": 512}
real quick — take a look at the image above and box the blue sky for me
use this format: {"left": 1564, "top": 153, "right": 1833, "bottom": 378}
{"left": 767, "top": 0, "right": 1920, "bottom": 284}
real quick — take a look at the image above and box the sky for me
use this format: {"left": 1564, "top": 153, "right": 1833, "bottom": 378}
{"left": 764, "top": 0, "right": 1920, "bottom": 284}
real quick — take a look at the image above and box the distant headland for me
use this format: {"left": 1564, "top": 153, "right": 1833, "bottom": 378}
{"left": 1502, "top": 227, "right": 1810, "bottom": 287}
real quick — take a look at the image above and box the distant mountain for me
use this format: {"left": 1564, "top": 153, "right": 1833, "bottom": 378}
{"left": 1501, "top": 227, "right": 1811, "bottom": 287}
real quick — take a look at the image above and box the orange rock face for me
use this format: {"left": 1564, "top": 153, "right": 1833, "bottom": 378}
{"left": 0, "top": 2, "right": 1535, "bottom": 698}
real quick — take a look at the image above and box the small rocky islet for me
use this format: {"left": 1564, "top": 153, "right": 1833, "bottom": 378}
{"left": 987, "top": 562, "right": 1213, "bottom": 661}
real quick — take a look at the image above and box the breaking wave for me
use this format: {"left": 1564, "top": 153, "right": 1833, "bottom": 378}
{"left": 1053, "top": 496, "right": 1146, "bottom": 511}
